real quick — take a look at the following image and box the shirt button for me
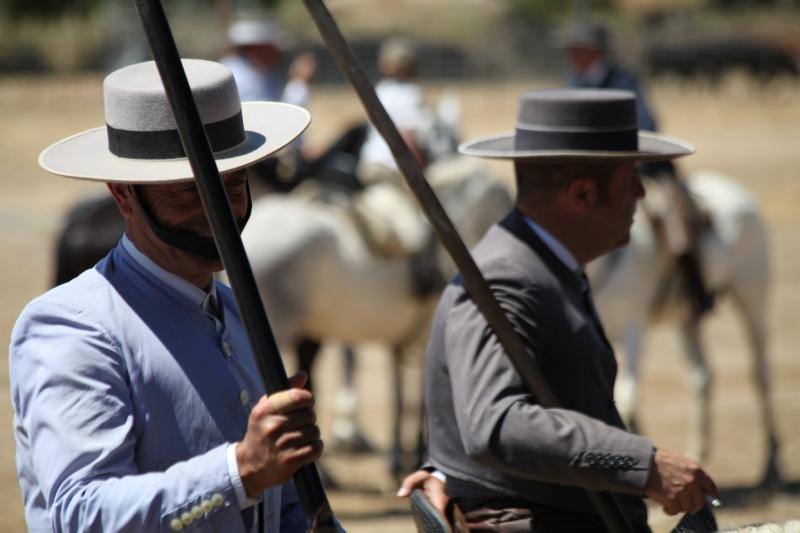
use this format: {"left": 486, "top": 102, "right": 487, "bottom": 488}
{"left": 211, "top": 493, "right": 224, "bottom": 508}
{"left": 221, "top": 341, "right": 232, "bottom": 357}
{"left": 180, "top": 512, "right": 193, "bottom": 526}
{"left": 191, "top": 505, "right": 204, "bottom": 520}
{"left": 169, "top": 518, "right": 184, "bottom": 531}
{"left": 239, "top": 389, "right": 250, "bottom": 406}
{"left": 201, "top": 499, "right": 213, "bottom": 513}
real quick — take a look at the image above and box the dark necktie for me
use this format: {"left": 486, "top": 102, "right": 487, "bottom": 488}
{"left": 201, "top": 291, "right": 225, "bottom": 336}
{"left": 242, "top": 506, "right": 254, "bottom": 531}
{"left": 577, "top": 271, "right": 613, "bottom": 352}
{"left": 241, "top": 501, "right": 265, "bottom": 532}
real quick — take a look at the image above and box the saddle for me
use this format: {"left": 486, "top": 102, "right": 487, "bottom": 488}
{"left": 640, "top": 174, "right": 716, "bottom": 316}
{"left": 409, "top": 489, "right": 719, "bottom": 533}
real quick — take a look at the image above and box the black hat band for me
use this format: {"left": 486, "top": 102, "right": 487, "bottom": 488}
{"left": 107, "top": 110, "right": 245, "bottom": 159}
{"left": 514, "top": 126, "right": 638, "bottom": 152}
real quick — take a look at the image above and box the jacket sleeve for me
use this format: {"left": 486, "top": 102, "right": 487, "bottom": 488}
{"left": 443, "top": 259, "right": 654, "bottom": 496}
{"left": 10, "top": 299, "right": 248, "bottom": 533}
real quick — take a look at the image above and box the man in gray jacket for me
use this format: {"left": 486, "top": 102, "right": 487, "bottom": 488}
{"left": 404, "top": 89, "right": 718, "bottom": 532}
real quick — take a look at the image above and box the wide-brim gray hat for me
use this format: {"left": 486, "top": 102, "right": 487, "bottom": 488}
{"left": 39, "top": 59, "right": 310, "bottom": 183}
{"left": 459, "top": 89, "right": 693, "bottom": 161}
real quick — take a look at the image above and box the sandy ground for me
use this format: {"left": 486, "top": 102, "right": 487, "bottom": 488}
{"left": 1, "top": 74, "right": 799, "bottom": 532}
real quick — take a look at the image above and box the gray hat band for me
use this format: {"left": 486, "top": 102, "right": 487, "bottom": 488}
{"left": 513, "top": 126, "right": 638, "bottom": 152}
{"left": 107, "top": 110, "right": 245, "bottom": 159}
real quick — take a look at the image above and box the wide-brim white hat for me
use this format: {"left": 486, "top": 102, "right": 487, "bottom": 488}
{"left": 39, "top": 59, "right": 310, "bottom": 184}
{"left": 459, "top": 89, "right": 694, "bottom": 162}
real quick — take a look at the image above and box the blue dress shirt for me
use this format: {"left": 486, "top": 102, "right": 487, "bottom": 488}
{"left": 9, "top": 237, "right": 308, "bottom": 532}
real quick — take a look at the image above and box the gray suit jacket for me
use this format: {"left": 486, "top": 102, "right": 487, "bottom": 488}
{"left": 426, "top": 209, "right": 654, "bottom": 530}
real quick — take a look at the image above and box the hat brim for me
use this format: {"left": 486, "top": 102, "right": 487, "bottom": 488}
{"left": 38, "top": 102, "right": 310, "bottom": 183}
{"left": 458, "top": 131, "right": 694, "bottom": 161}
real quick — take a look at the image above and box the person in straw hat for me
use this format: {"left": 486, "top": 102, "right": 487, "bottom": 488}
{"left": 9, "top": 59, "right": 342, "bottom": 532}
{"left": 398, "top": 89, "right": 718, "bottom": 531}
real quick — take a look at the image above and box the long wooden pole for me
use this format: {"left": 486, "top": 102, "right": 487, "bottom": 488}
{"left": 132, "top": 1, "right": 336, "bottom": 530}
{"left": 301, "top": 1, "right": 636, "bottom": 532}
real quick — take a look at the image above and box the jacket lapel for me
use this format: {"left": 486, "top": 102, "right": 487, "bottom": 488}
{"left": 499, "top": 209, "right": 615, "bottom": 354}
{"left": 498, "top": 209, "right": 583, "bottom": 294}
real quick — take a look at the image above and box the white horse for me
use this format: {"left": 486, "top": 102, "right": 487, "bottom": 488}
{"left": 589, "top": 171, "right": 781, "bottom": 485}
{"left": 240, "top": 156, "right": 514, "bottom": 477}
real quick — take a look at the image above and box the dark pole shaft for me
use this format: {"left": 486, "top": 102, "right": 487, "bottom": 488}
{"left": 132, "top": 1, "right": 335, "bottom": 530}
{"left": 301, "top": 1, "right": 636, "bottom": 532}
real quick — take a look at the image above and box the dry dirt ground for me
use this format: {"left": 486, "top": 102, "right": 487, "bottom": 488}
{"left": 1, "top": 74, "right": 799, "bottom": 532}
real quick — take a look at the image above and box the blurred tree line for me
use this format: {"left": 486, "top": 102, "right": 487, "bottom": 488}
{"left": 2, "top": 0, "right": 796, "bottom": 20}
{"left": 0, "top": 0, "right": 283, "bottom": 19}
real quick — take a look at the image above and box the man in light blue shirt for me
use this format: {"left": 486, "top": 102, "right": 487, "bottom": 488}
{"left": 10, "top": 58, "right": 335, "bottom": 532}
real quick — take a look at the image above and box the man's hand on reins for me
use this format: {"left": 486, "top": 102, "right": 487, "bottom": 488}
{"left": 398, "top": 469, "right": 449, "bottom": 517}
{"left": 645, "top": 448, "right": 719, "bottom": 515}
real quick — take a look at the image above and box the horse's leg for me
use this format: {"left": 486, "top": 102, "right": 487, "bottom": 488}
{"left": 680, "top": 317, "right": 712, "bottom": 462}
{"left": 730, "top": 292, "right": 781, "bottom": 488}
{"left": 294, "top": 337, "right": 344, "bottom": 489}
{"left": 615, "top": 324, "right": 646, "bottom": 434}
{"left": 331, "top": 345, "right": 374, "bottom": 454}
{"left": 296, "top": 337, "right": 321, "bottom": 392}
{"left": 390, "top": 346, "right": 404, "bottom": 481}
{"left": 415, "top": 379, "right": 427, "bottom": 472}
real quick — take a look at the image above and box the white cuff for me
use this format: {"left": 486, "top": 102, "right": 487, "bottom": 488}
{"left": 431, "top": 470, "right": 447, "bottom": 483}
{"left": 226, "top": 443, "right": 261, "bottom": 509}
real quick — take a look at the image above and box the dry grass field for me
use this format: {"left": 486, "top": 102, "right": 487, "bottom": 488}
{"left": 1, "top": 73, "right": 799, "bottom": 532}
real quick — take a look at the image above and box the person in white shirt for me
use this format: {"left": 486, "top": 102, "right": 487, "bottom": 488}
{"left": 353, "top": 38, "right": 441, "bottom": 295}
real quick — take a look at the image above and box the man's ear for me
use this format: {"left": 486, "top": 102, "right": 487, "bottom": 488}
{"left": 565, "top": 178, "right": 598, "bottom": 213}
{"left": 106, "top": 183, "right": 135, "bottom": 219}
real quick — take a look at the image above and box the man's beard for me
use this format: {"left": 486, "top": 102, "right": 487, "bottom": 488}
{"left": 131, "top": 183, "right": 252, "bottom": 262}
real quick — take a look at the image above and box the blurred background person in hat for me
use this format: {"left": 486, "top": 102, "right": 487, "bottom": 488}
{"left": 558, "top": 22, "right": 657, "bottom": 132}
{"left": 222, "top": 17, "right": 318, "bottom": 194}
{"left": 399, "top": 88, "right": 719, "bottom": 532}
{"left": 221, "top": 18, "right": 316, "bottom": 108}
{"left": 556, "top": 21, "right": 714, "bottom": 316}
{"left": 9, "top": 58, "right": 341, "bottom": 532}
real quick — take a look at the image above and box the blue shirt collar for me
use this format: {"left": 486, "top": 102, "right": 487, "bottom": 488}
{"left": 121, "top": 234, "right": 217, "bottom": 308}
{"left": 522, "top": 217, "right": 581, "bottom": 274}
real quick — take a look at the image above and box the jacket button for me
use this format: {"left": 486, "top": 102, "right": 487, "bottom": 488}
{"left": 211, "top": 493, "right": 224, "bottom": 508}
{"left": 169, "top": 518, "right": 184, "bottom": 531}
{"left": 180, "top": 512, "right": 193, "bottom": 526}
{"left": 191, "top": 505, "right": 204, "bottom": 520}
{"left": 202, "top": 499, "right": 214, "bottom": 513}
